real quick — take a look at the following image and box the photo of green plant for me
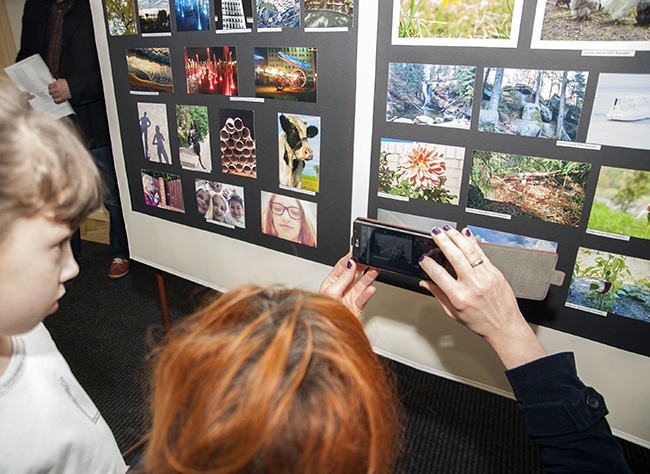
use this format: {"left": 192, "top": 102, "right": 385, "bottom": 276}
{"left": 386, "top": 63, "right": 476, "bottom": 129}
{"left": 378, "top": 139, "right": 462, "bottom": 204}
{"left": 468, "top": 150, "right": 590, "bottom": 226}
{"left": 587, "top": 167, "right": 650, "bottom": 241}
{"left": 479, "top": 67, "right": 588, "bottom": 141}
{"left": 397, "top": 0, "right": 522, "bottom": 42}
{"left": 567, "top": 247, "right": 650, "bottom": 322}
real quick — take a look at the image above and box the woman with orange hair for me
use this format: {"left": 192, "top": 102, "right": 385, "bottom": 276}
{"left": 138, "top": 227, "right": 631, "bottom": 473}
{"left": 141, "top": 256, "right": 395, "bottom": 474}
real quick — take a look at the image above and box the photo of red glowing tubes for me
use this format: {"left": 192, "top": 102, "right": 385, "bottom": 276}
{"left": 184, "top": 46, "right": 238, "bottom": 95}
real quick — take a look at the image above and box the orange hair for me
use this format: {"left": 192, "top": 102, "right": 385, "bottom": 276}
{"left": 143, "top": 286, "right": 400, "bottom": 474}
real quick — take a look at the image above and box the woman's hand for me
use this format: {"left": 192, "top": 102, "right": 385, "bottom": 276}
{"left": 320, "top": 252, "right": 380, "bottom": 319}
{"left": 418, "top": 226, "right": 547, "bottom": 369}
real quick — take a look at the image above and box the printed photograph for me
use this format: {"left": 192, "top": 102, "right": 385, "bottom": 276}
{"left": 185, "top": 46, "right": 238, "bottom": 96}
{"left": 467, "top": 225, "right": 558, "bottom": 251}
{"left": 105, "top": 0, "right": 138, "bottom": 35}
{"left": 586, "top": 74, "right": 650, "bottom": 151}
{"left": 126, "top": 48, "right": 173, "bottom": 93}
{"left": 195, "top": 179, "right": 246, "bottom": 228}
{"left": 137, "top": 0, "right": 171, "bottom": 34}
{"left": 531, "top": 0, "right": 650, "bottom": 50}
{"left": 141, "top": 169, "right": 185, "bottom": 213}
{"left": 587, "top": 167, "right": 650, "bottom": 240}
{"left": 468, "top": 150, "right": 591, "bottom": 226}
{"left": 254, "top": 47, "right": 317, "bottom": 103}
{"left": 386, "top": 63, "right": 476, "bottom": 129}
{"left": 176, "top": 105, "right": 212, "bottom": 172}
{"left": 304, "top": 0, "right": 354, "bottom": 28}
{"left": 261, "top": 191, "right": 317, "bottom": 247}
{"left": 137, "top": 103, "right": 171, "bottom": 164}
{"left": 175, "top": 0, "right": 210, "bottom": 31}
{"left": 215, "top": 0, "right": 253, "bottom": 30}
{"left": 377, "top": 208, "right": 456, "bottom": 234}
{"left": 256, "top": 0, "right": 300, "bottom": 29}
{"left": 479, "top": 67, "right": 588, "bottom": 141}
{"left": 278, "top": 113, "right": 320, "bottom": 193}
{"left": 567, "top": 247, "right": 650, "bottom": 322}
{"left": 220, "top": 109, "right": 256, "bottom": 178}
{"left": 378, "top": 138, "right": 463, "bottom": 204}
{"left": 395, "top": 0, "right": 524, "bottom": 47}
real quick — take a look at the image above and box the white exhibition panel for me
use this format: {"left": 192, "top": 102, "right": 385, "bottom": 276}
{"left": 89, "top": 0, "right": 650, "bottom": 447}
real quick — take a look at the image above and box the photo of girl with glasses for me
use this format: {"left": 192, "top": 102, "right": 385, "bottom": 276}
{"left": 261, "top": 191, "right": 317, "bottom": 247}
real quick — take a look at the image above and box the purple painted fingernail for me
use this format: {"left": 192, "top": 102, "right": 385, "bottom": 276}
{"left": 432, "top": 227, "right": 442, "bottom": 235}
{"left": 465, "top": 228, "right": 472, "bottom": 237}
{"left": 347, "top": 260, "right": 353, "bottom": 269}
{"left": 443, "top": 225, "right": 451, "bottom": 231}
{"left": 418, "top": 255, "right": 426, "bottom": 262}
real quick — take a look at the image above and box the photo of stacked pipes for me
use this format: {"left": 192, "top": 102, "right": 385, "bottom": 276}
{"left": 220, "top": 116, "right": 256, "bottom": 177}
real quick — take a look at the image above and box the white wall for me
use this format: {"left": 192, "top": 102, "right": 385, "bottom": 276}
{"left": 4, "top": 0, "right": 24, "bottom": 52}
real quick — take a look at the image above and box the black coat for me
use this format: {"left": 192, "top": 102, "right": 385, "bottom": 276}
{"left": 16, "top": 0, "right": 110, "bottom": 149}
{"left": 507, "top": 353, "right": 632, "bottom": 472}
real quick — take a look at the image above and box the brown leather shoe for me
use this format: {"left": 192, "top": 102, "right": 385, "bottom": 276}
{"left": 108, "top": 257, "right": 130, "bottom": 279}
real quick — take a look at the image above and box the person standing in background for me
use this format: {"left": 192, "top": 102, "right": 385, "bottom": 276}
{"left": 16, "top": 0, "right": 131, "bottom": 279}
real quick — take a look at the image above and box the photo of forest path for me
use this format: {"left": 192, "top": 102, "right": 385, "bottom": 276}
{"left": 567, "top": 248, "right": 650, "bottom": 322}
{"left": 479, "top": 67, "right": 587, "bottom": 141}
{"left": 469, "top": 150, "right": 590, "bottom": 226}
{"left": 539, "top": 0, "right": 650, "bottom": 42}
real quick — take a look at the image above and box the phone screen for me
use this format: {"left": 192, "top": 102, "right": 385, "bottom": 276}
{"left": 352, "top": 218, "right": 445, "bottom": 280}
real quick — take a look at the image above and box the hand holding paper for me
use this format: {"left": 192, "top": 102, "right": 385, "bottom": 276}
{"left": 4, "top": 54, "right": 74, "bottom": 119}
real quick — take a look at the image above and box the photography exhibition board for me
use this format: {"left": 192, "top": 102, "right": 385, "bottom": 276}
{"left": 366, "top": 0, "right": 650, "bottom": 359}
{"left": 90, "top": 0, "right": 650, "bottom": 446}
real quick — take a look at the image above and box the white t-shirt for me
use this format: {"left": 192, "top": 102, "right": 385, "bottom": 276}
{"left": 0, "top": 323, "right": 127, "bottom": 473}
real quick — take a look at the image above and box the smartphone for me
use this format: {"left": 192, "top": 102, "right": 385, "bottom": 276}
{"left": 351, "top": 217, "right": 446, "bottom": 281}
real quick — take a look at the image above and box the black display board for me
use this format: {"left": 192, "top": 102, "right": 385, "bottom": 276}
{"left": 367, "top": 0, "right": 649, "bottom": 357}
{"left": 102, "top": 0, "right": 358, "bottom": 265}
{"left": 100, "top": 0, "right": 649, "bottom": 357}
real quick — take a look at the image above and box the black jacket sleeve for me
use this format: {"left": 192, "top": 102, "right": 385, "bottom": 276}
{"left": 506, "top": 352, "right": 631, "bottom": 473}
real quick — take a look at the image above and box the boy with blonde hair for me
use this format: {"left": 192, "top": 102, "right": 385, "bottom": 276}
{"left": 0, "top": 81, "right": 127, "bottom": 472}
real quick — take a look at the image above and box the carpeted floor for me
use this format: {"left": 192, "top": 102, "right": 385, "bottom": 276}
{"left": 45, "top": 241, "right": 650, "bottom": 472}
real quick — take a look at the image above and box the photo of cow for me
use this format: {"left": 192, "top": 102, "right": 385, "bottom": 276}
{"left": 278, "top": 113, "right": 320, "bottom": 193}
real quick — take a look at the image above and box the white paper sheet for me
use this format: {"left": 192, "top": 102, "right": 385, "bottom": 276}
{"left": 5, "top": 54, "right": 74, "bottom": 120}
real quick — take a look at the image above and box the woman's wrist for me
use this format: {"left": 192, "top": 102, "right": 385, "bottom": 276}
{"left": 484, "top": 320, "right": 548, "bottom": 370}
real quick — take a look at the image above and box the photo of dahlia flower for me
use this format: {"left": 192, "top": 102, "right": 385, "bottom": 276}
{"left": 378, "top": 139, "right": 461, "bottom": 204}
{"left": 399, "top": 144, "right": 447, "bottom": 188}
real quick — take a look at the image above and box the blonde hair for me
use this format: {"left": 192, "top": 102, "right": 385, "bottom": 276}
{"left": 0, "top": 79, "right": 103, "bottom": 242}
{"left": 143, "top": 286, "right": 401, "bottom": 474}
